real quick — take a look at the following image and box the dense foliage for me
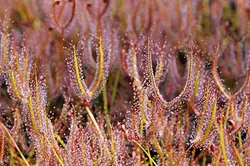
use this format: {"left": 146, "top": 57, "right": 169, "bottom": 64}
{"left": 0, "top": 0, "right": 250, "bottom": 165}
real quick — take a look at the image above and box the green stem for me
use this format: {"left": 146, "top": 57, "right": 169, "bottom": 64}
{"left": 85, "top": 106, "right": 111, "bottom": 159}
{"left": 103, "top": 84, "right": 111, "bottom": 135}
{"left": 0, "top": 122, "right": 30, "bottom": 166}
{"left": 111, "top": 70, "right": 120, "bottom": 111}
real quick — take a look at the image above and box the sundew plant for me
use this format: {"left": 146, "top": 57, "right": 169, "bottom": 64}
{"left": 0, "top": 0, "right": 250, "bottom": 165}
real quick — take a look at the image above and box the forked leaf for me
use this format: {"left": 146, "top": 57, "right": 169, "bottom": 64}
{"left": 212, "top": 46, "right": 231, "bottom": 99}
{"left": 69, "top": 37, "right": 110, "bottom": 101}
{"left": 235, "top": 56, "right": 250, "bottom": 98}
{"left": 147, "top": 39, "right": 196, "bottom": 109}
{"left": 155, "top": 53, "right": 168, "bottom": 87}
{"left": 72, "top": 44, "right": 90, "bottom": 100}
{"left": 89, "top": 37, "right": 110, "bottom": 99}
{"left": 195, "top": 92, "right": 217, "bottom": 145}
{"left": 126, "top": 44, "right": 142, "bottom": 89}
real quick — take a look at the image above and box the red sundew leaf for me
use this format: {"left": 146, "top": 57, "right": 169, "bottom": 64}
{"left": 228, "top": 96, "right": 248, "bottom": 135}
{"left": 52, "top": 0, "right": 76, "bottom": 30}
{"left": 0, "top": 30, "right": 11, "bottom": 76}
{"left": 234, "top": 55, "right": 250, "bottom": 98}
{"left": 126, "top": 43, "right": 142, "bottom": 90}
{"left": 131, "top": 1, "right": 153, "bottom": 37}
{"left": 146, "top": 39, "right": 197, "bottom": 110}
{"left": 65, "top": 119, "right": 84, "bottom": 166}
{"left": 67, "top": 37, "right": 111, "bottom": 102}
{"left": 195, "top": 93, "right": 217, "bottom": 145}
{"left": 86, "top": 0, "right": 110, "bottom": 20}
{"left": 5, "top": 45, "right": 33, "bottom": 101}
{"left": 212, "top": 46, "right": 231, "bottom": 100}
{"left": 89, "top": 37, "right": 111, "bottom": 99}
{"left": 213, "top": 50, "right": 250, "bottom": 101}
{"left": 121, "top": 49, "right": 128, "bottom": 72}
{"left": 68, "top": 44, "right": 90, "bottom": 100}
{"left": 155, "top": 52, "right": 168, "bottom": 87}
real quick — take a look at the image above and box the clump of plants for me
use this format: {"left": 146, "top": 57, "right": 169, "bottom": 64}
{"left": 0, "top": 0, "right": 250, "bottom": 165}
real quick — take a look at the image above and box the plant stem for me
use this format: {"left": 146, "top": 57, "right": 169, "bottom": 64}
{"left": 103, "top": 84, "right": 111, "bottom": 135}
{"left": 85, "top": 106, "right": 111, "bottom": 160}
{"left": 0, "top": 122, "right": 30, "bottom": 166}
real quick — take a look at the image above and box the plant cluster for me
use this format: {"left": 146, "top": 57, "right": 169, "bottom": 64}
{"left": 0, "top": 0, "right": 250, "bottom": 165}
